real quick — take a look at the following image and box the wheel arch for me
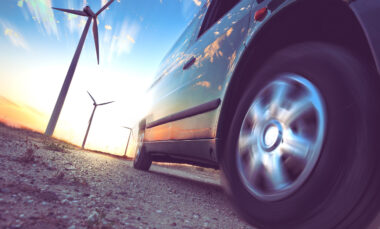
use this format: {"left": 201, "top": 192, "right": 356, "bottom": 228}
{"left": 216, "top": 0, "right": 377, "bottom": 162}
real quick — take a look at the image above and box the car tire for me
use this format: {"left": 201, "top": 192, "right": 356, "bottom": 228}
{"left": 133, "top": 131, "right": 152, "bottom": 171}
{"left": 221, "top": 42, "right": 380, "bottom": 229}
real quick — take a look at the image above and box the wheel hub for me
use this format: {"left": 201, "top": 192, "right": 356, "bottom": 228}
{"left": 236, "top": 74, "right": 326, "bottom": 201}
{"left": 261, "top": 120, "right": 283, "bottom": 152}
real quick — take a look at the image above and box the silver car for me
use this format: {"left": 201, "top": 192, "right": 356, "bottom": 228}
{"left": 133, "top": 0, "right": 380, "bottom": 228}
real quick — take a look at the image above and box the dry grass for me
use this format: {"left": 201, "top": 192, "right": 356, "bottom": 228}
{"left": 71, "top": 175, "right": 89, "bottom": 187}
{"left": 20, "top": 148, "right": 35, "bottom": 162}
{"left": 43, "top": 142, "right": 70, "bottom": 154}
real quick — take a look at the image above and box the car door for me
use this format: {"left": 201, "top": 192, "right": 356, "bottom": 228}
{"left": 169, "top": 0, "right": 253, "bottom": 140}
{"left": 144, "top": 6, "right": 207, "bottom": 142}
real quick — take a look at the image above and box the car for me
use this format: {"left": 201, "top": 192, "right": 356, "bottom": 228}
{"left": 132, "top": 0, "right": 380, "bottom": 228}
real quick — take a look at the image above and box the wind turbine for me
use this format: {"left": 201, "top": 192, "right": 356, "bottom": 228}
{"left": 82, "top": 91, "right": 114, "bottom": 149}
{"left": 45, "top": 0, "right": 115, "bottom": 136}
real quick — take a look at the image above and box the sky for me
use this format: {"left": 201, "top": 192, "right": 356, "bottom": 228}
{"left": 0, "top": 0, "right": 204, "bottom": 156}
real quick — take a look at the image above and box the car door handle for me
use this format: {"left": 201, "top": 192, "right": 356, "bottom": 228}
{"left": 183, "top": 56, "right": 196, "bottom": 70}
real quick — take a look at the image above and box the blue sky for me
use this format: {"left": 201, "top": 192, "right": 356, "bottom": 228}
{"left": 0, "top": 0, "right": 204, "bottom": 155}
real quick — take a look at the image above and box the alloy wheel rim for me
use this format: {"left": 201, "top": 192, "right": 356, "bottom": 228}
{"left": 236, "top": 74, "right": 326, "bottom": 201}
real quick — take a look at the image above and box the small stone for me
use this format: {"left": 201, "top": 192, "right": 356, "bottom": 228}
{"left": 27, "top": 199, "right": 34, "bottom": 204}
{"left": 86, "top": 210, "right": 100, "bottom": 226}
{"left": 65, "top": 166, "right": 75, "bottom": 170}
{"left": 61, "top": 199, "right": 69, "bottom": 204}
{"left": 67, "top": 225, "right": 76, "bottom": 229}
{"left": 42, "top": 201, "right": 48, "bottom": 205}
{"left": 156, "top": 210, "right": 162, "bottom": 213}
{"left": 122, "top": 216, "right": 129, "bottom": 223}
{"left": 193, "top": 214, "right": 200, "bottom": 219}
{"left": 62, "top": 215, "right": 68, "bottom": 219}
{"left": 19, "top": 214, "right": 24, "bottom": 218}
{"left": 82, "top": 193, "right": 90, "bottom": 197}
{"left": 101, "top": 218, "right": 109, "bottom": 226}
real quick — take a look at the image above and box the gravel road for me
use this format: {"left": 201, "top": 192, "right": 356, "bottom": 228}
{"left": 0, "top": 124, "right": 253, "bottom": 229}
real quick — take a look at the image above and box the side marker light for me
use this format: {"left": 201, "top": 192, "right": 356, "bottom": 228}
{"left": 254, "top": 7, "right": 268, "bottom": 22}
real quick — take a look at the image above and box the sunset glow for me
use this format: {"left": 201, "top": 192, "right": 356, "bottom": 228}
{"left": 0, "top": 0, "right": 204, "bottom": 156}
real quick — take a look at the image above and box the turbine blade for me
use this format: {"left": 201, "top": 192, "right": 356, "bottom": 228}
{"left": 95, "top": 0, "right": 115, "bottom": 16}
{"left": 52, "top": 7, "right": 87, "bottom": 16}
{"left": 98, "top": 101, "right": 114, "bottom": 106}
{"left": 87, "top": 91, "right": 96, "bottom": 103}
{"left": 92, "top": 17, "right": 100, "bottom": 65}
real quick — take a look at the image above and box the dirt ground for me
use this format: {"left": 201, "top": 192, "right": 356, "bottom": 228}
{"left": 0, "top": 123, "right": 253, "bottom": 229}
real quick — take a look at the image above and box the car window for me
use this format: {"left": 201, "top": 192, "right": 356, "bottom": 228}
{"left": 157, "top": 5, "right": 207, "bottom": 74}
{"left": 198, "top": 0, "right": 240, "bottom": 38}
{"left": 157, "top": 18, "right": 200, "bottom": 72}
{"left": 151, "top": 11, "right": 205, "bottom": 86}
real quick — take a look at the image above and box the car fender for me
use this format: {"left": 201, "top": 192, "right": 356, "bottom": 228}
{"left": 215, "top": 0, "right": 380, "bottom": 159}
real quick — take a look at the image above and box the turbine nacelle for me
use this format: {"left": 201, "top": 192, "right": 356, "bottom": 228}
{"left": 87, "top": 91, "right": 114, "bottom": 107}
{"left": 52, "top": 0, "right": 115, "bottom": 65}
{"left": 84, "top": 6, "right": 96, "bottom": 17}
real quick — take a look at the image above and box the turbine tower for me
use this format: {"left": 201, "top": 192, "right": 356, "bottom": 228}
{"left": 82, "top": 91, "right": 114, "bottom": 149}
{"left": 45, "top": 0, "right": 115, "bottom": 136}
{"left": 122, "top": 126, "right": 133, "bottom": 157}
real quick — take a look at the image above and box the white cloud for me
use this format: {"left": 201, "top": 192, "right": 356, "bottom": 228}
{"left": 17, "top": 0, "right": 24, "bottom": 8}
{"left": 100, "top": 0, "right": 108, "bottom": 14}
{"left": 66, "top": 1, "right": 82, "bottom": 34}
{"left": 0, "top": 20, "right": 29, "bottom": 50}
{"left": 126, "top": 35, "right": 135, "bottom": 44}
{"left": 193, "top": 0, "right": 202, "bottom": 6}
{"left": 23, "top": 0, "right": 58, "bottom": 37}
{"left": 180, "top": 0, "right": 203, "bottom": 20}
{"left": 106, "top": 19, "right": 140, "bottom": 61}
{"left": 101, "top": 0, "right": 108, "bottom": 7}
{"left": 98, "top": 0, "right": 114, "bottom": 18}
